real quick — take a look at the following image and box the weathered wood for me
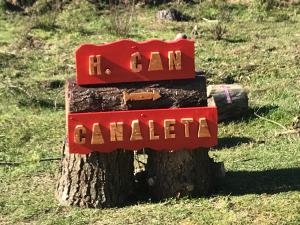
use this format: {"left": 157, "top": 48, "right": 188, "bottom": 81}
{"left": 55, "top": 147, "right": 134, "bottom": 208}
{"left": 123, "top": 90, "right": 161, "bottom": 103}
{"left": 207, "top": 84, "right": 248, "bottom": 122}
{"left": 67, "top": 75, "right": 207, "bottom": 113}
{"left": 145, "top": 149, "right": 217, "bottom": 200}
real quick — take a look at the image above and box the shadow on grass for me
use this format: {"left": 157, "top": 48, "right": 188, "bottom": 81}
{"left": 215, "top": 136, "right": 254, "bottom": 150}
{"left": 223, "top": 37, "right": 248, "bottom": 43}
{"left": 32, "top": 24, "right": 60, "bottom": 32}
{"left": 218, "top": 167, "right": 300, "bottom": 195}
{"left": 18, "top": 98, "right": 64, "bottom": 109}
{"left": 221, "top": 104, "right": 279, "bottom": 124}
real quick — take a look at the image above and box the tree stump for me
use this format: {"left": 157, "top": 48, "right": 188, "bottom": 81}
{"left": 55, "top": 148, "right": 134, "bottom": 208}
{"left": 56, "top": 75, "right": 220, "bottom": 205}
{"left": 207, "top": 84, "right": 249, "bottom": 122}
{"left": 146, "top": 149, "right": 217, "bottom": 200}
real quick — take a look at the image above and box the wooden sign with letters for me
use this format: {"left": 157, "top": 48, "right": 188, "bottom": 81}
{"left": 68, "top": 107, "right": 217, "bottom": 154}
{"left": 60, "top": 38, "right": 219, "bottom": 209}
{"left": 76, "top": 39, "right": 195, "bottom": 85}
{"left": 67, "top": 38, "right": 218, "bottom": 154}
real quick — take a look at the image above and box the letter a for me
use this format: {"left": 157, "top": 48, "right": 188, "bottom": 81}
{"left": 148, "top": 52, "right": 163, "bottom": 71}
{"left": 198, "top": 118, "right": 211, "bottom": 138}
{"left": 91, "top": 123, "right": 104, "bottom": 144}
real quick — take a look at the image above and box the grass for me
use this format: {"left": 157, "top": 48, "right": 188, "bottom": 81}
{"left": 0, "top": 0, "right": 299, "bottom": 224}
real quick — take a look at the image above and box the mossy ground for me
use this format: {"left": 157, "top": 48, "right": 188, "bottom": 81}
{"left": 0, "top": 1, "right": 299, "bottom": 224}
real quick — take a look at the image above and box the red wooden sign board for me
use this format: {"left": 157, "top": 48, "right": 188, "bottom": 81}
{"left": 68, "top": 107, "right": 217, "bottom": 154}
{"left": 76, "top": 39, "right": 195, "bottom": 85}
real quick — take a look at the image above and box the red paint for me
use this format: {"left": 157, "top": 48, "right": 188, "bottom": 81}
{"left": 68, "top": 107, "right": 217, "bottom": 154}
{"left": 76, "top": 39, "right": 195, "bottom": 85}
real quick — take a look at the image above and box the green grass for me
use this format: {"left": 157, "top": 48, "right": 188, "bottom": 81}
{"left": 0, "top": 1, "right": 300, "bottom": 224}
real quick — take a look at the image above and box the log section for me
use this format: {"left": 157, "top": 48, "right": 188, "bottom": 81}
{"left": 207, "top": 84, "right": 249, "bottom": 122}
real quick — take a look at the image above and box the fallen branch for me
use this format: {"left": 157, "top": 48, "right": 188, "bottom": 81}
{"left": 0, "top": 161, "right": 21, "bottom": 166}
{"left": 275, "top": 129, "right": 300, "bottom": 137}
{"left": 54, "top": 88, "right": 64, "bottom": 110}
{"left": 254, "top": 111, "right": 288, "bottom": 130}
{"left": 202, "top": 18, "right": 219, "bottom": 23}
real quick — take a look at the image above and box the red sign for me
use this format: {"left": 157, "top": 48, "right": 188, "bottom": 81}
{"left": 68, "top": 107, "right": 217, "bottom": 154}
{"left": 76, "top": 39, "right": 195, "bottom": 85}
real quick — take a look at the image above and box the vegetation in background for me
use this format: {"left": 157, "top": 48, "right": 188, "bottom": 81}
{"left": 104, "top": 0, "right": 136, "bottom": 36}
{"left": 209, "top": 22, "right": 227, "bottom": 40}
{"left": 0, "top": 0, "right": 300, "bottom": 224}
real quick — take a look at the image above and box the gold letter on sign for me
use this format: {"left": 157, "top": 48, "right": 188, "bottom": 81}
{"left": 181, "top": 118, "right": 193, "bottom": 137}
{"left": 168, "top": 51, "right": 181, "bottom": 70}
{"left": 130, "top": 120, "right": 143, "bottom": 141}
{"left": 89, "top": 55, "right": 101, "bottom": 75}
{"left": 148, "top": 52, "right": 163, "bottom": 71}
{"left": 198, "top": 118, "right": 211, "bottom": 138}
{"left": 130, "top": 52, "right": 142, "bottom": 72}
{"left": 91, "top": 123, "right": 104, "bottom": 144}
{"left": 149, "top": 120, "right": 159, "bottom": 140}
{"left": 110, "top": 122, "right": 124, "bottom": 142}
{"left": 74, "top": 125, "right": 86, "bottom": 144}
{"left": 164, "top": 119, "right": 176, "bottom": 139}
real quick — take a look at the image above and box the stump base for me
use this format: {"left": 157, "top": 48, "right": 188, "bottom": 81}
{"left": 145, "top": 149, "right": 220, "bottom": 200}
{"left": 55, "top": 148, "right": 134, "bottom": 208}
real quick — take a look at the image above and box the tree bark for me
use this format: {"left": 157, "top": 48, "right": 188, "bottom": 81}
{"left": 66, "top": 75, "right": 207, "bottom": 113}
{"left": 207, "top": 84, "right": 248, "bottom": 122}
{"left": 146, "top": 149, "right": 218, "bottom": 200}
{"left": 55, "top": 146, "right": 134, "bottom": 208}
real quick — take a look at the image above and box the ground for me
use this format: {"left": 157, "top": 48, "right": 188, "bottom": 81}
{"left": 0, "top": 0, "right": 299, "bottom": 224}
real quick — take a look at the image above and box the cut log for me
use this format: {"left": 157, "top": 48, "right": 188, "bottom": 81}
{"left": 55, "top": 146, "right": 134, "bottom": 208}
{"left": 57, "top": 75, "right": 221, "bottom": 205}
{"left": 207, "top": 84, "right": 248, "bottom": 122}
{"left": 66, "top": 75, "right": 207, "bottom": 113}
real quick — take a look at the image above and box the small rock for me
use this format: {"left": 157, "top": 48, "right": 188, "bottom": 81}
{"left": 191, "top": 25, "right": 200, "bottom": 37}
{"left": 292, "top": 116, "right": 300, "bottom": 129}
{"left": 175, "top": 33, "right": 188, "bottom": 40}
{"left": 156, "top": 8, "right": 189, "bottom": 21}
